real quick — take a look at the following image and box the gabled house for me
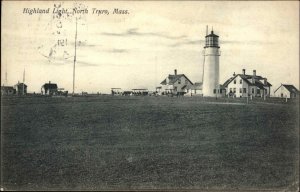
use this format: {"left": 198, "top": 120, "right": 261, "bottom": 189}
{"left": 14, "top": 82, "right": 27, "bottom": 95}
{"left": 160, "top": 69, "right": 194, "bottom": 95}
{"left": 223, "top": 69, "right": 272, "bottom": 98}
{"left": 1, "top": 86, "right": 16, "bottom": 95}
{"left": 41, "top": 81, "right": 58, "bottom": 95}
{"left": 274, "top": 84, "right": 299, "bottom": 98}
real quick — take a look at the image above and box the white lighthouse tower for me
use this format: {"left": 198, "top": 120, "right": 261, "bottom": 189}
{"left": 202, "top": 28, "right": 220, "bottom": 97}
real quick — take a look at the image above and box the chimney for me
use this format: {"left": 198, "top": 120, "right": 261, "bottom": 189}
{"left": 264, "top": 78, "right": 267, "bottom": 85}
{"left": 49, "top": 81, "right": 51, "bottom": 84}
{"left": 174, "top": 69, "right": 177, "bottom": 75}
{"left": 233, "top": 72, "right": 236, "bottom": 76}
{"left": 242, "top": 69, "right": 245, "bottom": 75}
{"left": 252, "top": 70, "right": 256, "bottom": 84}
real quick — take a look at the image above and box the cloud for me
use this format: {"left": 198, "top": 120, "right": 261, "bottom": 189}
{"left": 105, "top": 48, "right": 128, "bottom": 53}
{"left": 221, "top": 40, "right": 275, "bottom": 45}
{"left": 101, "top": 28, "right": 186, "bottom": 40}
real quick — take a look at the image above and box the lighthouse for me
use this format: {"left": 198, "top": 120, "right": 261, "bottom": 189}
{"left": 202, "top": 28, "right": 220, "bottom": 97}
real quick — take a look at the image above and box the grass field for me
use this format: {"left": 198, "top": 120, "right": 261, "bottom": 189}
{"left": 1, "top": 96, "right": 299, "bottom": 191}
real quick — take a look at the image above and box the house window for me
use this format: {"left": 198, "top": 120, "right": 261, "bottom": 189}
{"left": 252, "top": 88, "right": 254, "bottom": 94}
{"left": 265, "top": 89, "right": 267, "bottom": 94}
{"left": 239, "top": 88, "right": 242, "bottom": 93}
{"left": 233, "top": 88, "right": 236, "bottom": 93}
{"left": 234, "top": 80, "right": 236, "bottom": 84}
{"left": 243, "top": 88, "right": 247, "bottom": 93}
{"left": 220, "top": 89, "right": 222, "bottom": 93}
{"left": 257, "top": 89, "right": 260, "bottom": 94}
{"left": 240, "top": 79, "right": 242, "bottom": 84}
{"left": 178, "top": 80, "right": 181, "bottom": 84}
{"left": 230, "top": 88, "right": 232, "bottom": 93}
{"left": 213, "top": 89, "right": 216, "bottom": 94}
{"left": 174, "top": 87, "right": 177, "bottom": 91}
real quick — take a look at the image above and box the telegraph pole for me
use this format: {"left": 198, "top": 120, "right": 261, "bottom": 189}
{"left": 23, "top": 68, "right": 25, "bottom": 95}
{"left": 72, "top": 17, "right": 78, "bottom": 96}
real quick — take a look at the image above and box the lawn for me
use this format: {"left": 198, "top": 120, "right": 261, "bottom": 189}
{"left": 1, "top": 96, "right": 299, "bottom": 190}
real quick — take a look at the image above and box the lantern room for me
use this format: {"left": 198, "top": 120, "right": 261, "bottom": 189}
{"left": 204, "top": 30, "right": 219, "bottom": 48}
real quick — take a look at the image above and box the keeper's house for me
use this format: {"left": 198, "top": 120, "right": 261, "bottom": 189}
{"left": 159, "top": 69, "right": 193, "bottom": 95}
{"left": 274, "top": 84, "right": 299, "bottom": 98}
{"left": 223, "top": 69, "right": 272, "bottom": 98}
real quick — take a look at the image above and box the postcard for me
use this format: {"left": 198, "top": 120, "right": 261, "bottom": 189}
{"left": 1, "top": 1, "right": 299, "bottom": 191}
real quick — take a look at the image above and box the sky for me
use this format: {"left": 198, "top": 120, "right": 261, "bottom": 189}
{"left": 1, "top": 1, "right": 299, "bottom": 94}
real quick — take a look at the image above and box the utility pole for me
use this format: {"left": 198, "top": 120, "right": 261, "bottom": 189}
{"left": 23, "top": 68, "right": 25, "bottom": 95}
{"left": 72, "top": 17, "right": 78, "bottom": 96}
{"left": 5, "top": 69, "right": 7, "bottom": 86}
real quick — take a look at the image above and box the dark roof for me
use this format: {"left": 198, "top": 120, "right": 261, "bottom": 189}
{"left": 160, "top": 74, "right": 194, "bottom": 85}
{"left": 223, "top": 73, "right": 272, "bottom": 88}
{"left": 282, "top": 84, "right": 299, "bottom": 93}
{"left": 223, "top": 77, "right": 235, "bottom": 87}
{"left": 42, "top": 83, "right": 58, "bottom": 89}
{"left": 205, "top": 31, "right": 219, "bottom": 38}
{"left": 1, "top": 86, "right": 15, "bottom": 90}
{"left": 181, "top": 85, "right": 187, "bottom": 90}
{"left": 253, "top": 81, "right": 266, "bottom": 90}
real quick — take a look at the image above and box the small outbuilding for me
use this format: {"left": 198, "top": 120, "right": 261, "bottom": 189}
{"left": 14, "top": 82, "right": 27, "bottom": 95}
{"left": 41, "top": 81, "right": 58, "bottom": 95}
{"left": 1, "top": 86, "right": 16, "bottom": 95}
{"left": 274, "top": 84, "right": 299, "bottom": 98}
